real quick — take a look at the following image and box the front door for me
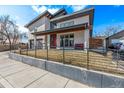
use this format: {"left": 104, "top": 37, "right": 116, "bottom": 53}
{"left": 50, "top": 34, "right": 56, "bottom": 48}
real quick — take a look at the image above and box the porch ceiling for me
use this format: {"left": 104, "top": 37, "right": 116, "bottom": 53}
{"left": 32, "top": 23, "right": 92, "bottom": 36}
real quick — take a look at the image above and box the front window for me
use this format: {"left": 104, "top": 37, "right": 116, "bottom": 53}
{"left": 69, "top": 34, "right": 74, "bottom": 47}
{"left": 60, "top": 34, "right": 74, "bottom": 48}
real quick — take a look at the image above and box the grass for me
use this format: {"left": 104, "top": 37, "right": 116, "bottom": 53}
{"left": 15, "top": 49, "right": 124, "bottom": 76}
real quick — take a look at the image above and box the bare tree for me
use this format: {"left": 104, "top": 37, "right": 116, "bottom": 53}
{"left": 93, "top": 25, "right": 122, "bottom": 37}
{"left": 0, "top": 15, "right": 20, "bottom": 50}
{"left": 104, "top": 25, "right": 122, "bottom": 37}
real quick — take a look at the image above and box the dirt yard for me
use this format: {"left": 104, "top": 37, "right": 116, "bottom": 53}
{"left": 15, "top": 49, "right": 124, "bottom": 76}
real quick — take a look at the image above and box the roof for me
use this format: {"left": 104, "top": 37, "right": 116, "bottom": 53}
{"left": 25, "top": 7, "right": 94, "bottom": 28}
{"left": 25, "top": 8, "right": 67, "bottom": 28}
{"left": 52, "top": 8, "right": 67, "bottom": 18}
{"left": 50, "top": 7, "right": 94, "bottom": 22}
{"left": 32, "top": 23, "right": 90, "bottom": 36}
{"left": 25, "top": 11, "right": 52, "bottom": 28}
{"left": 106, "top": 30, "right": 124, "bottom": 39}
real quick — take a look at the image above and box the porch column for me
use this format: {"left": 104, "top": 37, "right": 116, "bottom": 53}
{"left": 103, "top": 39, "right": 106, "bottom": 49}
{"left": 56, "top": 34, "right": 60, "bottom": 49}
{"left": 34, "top": 35, "right": 36, "bottom": 49}
{"left": 47, "top": 35, "right": 50, "bottom": 49}
{"left": 28, "top": 40, "right": 30, "bottom": 49}
{"left": 42, "top": 36, "right": 46, "bottom": 49}
{"left": 84, "top": 29, "right": 89, "bottom": 49}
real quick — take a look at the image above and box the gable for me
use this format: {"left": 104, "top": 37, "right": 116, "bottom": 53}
{"left": 25, "top": 11, "right": 52, "bottom": 28}
{"left": 52, "top": 9, "right": 67, "bottom": 18}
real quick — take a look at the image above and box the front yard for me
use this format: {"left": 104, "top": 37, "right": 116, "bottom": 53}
{"left": 15, "top": 49, "right": 124, "bottom": 76}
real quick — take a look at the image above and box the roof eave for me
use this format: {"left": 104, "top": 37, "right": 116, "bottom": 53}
{"left": 50, "top": 7, "right": 94, "bottom": 22}
{"left": 31, "top": 23, "right": 91, "bottom": 36}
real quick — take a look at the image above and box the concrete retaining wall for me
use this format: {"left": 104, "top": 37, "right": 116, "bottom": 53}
{"left": 9, "top": 52, "right": 124, "bottom": 88}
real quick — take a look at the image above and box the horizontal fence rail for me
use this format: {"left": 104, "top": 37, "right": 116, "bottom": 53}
{"left": 13, "top": 43, "right": 124, "bottom": 76}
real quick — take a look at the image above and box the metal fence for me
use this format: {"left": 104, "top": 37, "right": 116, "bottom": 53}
{"left": 13, "top": 43, "right": 124, "bottom": 76}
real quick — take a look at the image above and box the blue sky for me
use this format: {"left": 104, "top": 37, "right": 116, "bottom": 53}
{"left": 0, "top": 5, "right": 124, "bottom": 36}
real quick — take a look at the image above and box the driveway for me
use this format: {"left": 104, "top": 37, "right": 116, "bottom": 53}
{"left": 0, "top": 52, "right": 89, "bottom": 88}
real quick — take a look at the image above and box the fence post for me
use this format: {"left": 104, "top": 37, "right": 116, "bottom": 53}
{"left": 26, "top": 43, "right": 28, "bottom": 56}
{"left": 63, "top": 38, "right": 65, "bottom": 64}
{"left": 101, "top": 74, "right": 103, "bottom": 88}
{"left": 15, "top": 44, "right": 16, "bottom": 53}
{"left": 15, "top": 44, "right": 17, "bottom": 53}
{"left": 18, "top": 44, "right": 20, "bottom": 54}
{"left": 20, "top": 45, "right": 21, "bottom": 54}
{"left": 87, "top": 48, "right": 89, "bottom": 70}
{"left": 47, "top": 43, "right": 48, "bottom": 60}
{"left": 10, "top": 45, "right": 12, "bottom": 52}
{"left": 117, "top": 49, "right": 119, "bottom": 68}
{"left": 35, "top": 45, "right": 37, "bottom": 58}
{"left": 13, "top": 44, "right": 15, "bottom": 53}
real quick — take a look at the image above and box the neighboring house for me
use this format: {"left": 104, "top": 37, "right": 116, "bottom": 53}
{"left": 106, "top": 30, "right": 124, "bottom": 48}
{"left": 25, "top": 8, "right": 94, "bottom": 49}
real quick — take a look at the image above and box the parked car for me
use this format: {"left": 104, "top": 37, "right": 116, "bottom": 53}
{"left": 108, "top": 42, "right": 123, "bottom": 50}
{"left": 109, "top": 42, "right": 124, "bottom": 61}
{"left": 120, "top": 43, "right": 124, "bottom": 50}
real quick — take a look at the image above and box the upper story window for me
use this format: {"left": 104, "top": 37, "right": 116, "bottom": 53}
{"left": 60, "top": 21, "right": 74, "bottom": 28}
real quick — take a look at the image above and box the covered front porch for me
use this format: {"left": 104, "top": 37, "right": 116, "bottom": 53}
{"left": 32, "top": 23, "right": 91, "bottom": 50}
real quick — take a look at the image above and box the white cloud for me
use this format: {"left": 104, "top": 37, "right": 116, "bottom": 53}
{"left": 47, "top": 8, "right": 59, "bottom": 14}
{"left": 32, "top": 5, "right": 59, "bottom": 14}
{"left": 32, "top": 5, "right": 40, "bottom": 13}
{"left": 71, "top": 5, "right": 87, "bottom": 11}
{"left": 17, "top": 24, "right": 29, "bottom": 33}
{"left": 32, "top": 5, "right": 88, "bottom": 15}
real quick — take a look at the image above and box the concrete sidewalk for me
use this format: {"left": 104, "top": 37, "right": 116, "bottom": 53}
{"left": 0, "top": 52, "right": 90, "bottom": 88}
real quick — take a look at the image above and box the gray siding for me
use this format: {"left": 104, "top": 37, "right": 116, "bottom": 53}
{"left": 28, "top": 16, "right": 46, "bottom": 31}
{"left": 56, "top": 16, "right": 89, "bottom": 28}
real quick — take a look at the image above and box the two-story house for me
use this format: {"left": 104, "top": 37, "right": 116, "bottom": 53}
{"left": 25, "top": 8, "right": 94, "bottom": 49}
